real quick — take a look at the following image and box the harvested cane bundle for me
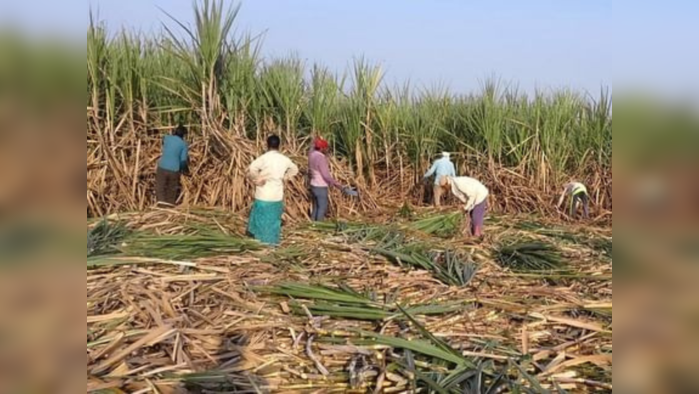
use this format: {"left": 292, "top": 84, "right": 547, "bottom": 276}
{"left": 314, "top": 217, "right": 476, "bottom": 286}
{"left": 398, "top": 202, "right": 414, "bottom": 219}
{"left": 514, "top": 220, "right": 611, "bottom": 256}
{"left": 289, "top": 301, "right": 463, "bottom": 321}
{"left": 263, "top": 283, "right": 378, "bottom": 306}
{"left": 260, "top": 283, "right": 464, "bottom": 320}
{"left": 118, "top": 207, "right": 246, "bottom": 236}
{"left": 409, "top": 212, "right": 463, "bottom": 238}
{"left": 348, "top": 308, "right": 544, "bottom": 392}
{"left": 87, "top": 219, "right": 130, "bottom": 257}
{"left": 119, "top": 232, "right": 261, "bottom": 260}
{"left": 588, "top": 237, "right": 612, "bottom": 258}
{"left": 429, "top": 250, "right": 479, "bottom": 287}
{"left": 86, "top": 213, "right": 612, "bottom": 392}
{"left": 374, "top": 244, "right": 476, "bottom": 287}
{"left": 312, "top": 220, "right": 405, "bottom": 246}
{"left": 334, "top": 307, "right": 471, "bottom": 367}
{"left": 494, "top": 240, "right": 568, "bottom": 272}
{"left": 311, "top": 220, "right": 372, "bottom": 236}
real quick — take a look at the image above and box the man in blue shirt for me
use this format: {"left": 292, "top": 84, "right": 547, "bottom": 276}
{"left": 423, "top": 152, "right": 456, "bottom": 207}
{"left": 156, "top": 125, "right": 189, "bottom": 205}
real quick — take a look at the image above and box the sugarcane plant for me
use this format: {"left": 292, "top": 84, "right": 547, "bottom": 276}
{"left": 409, "top": 212, "right": 463, "bottom": 238}
{"left": 514, "top": 220, "right": 613, "bottom": 259}
{"left": 430, "top": 250, "right": 479, "bottom": 287}
{"left": 87, "top": 219, "right": 130, "bottom": 258}
{"left": 587, "top": 237, "right": 612, "bottom": 258}
{"left": 311, "top": 220, "right": 405, "bottom": 246}
{"left": 374, "top": 243, "right": 477, "bottom": 287}
{"left": 343, "top": 307, "right": 545, "bottom": 393}
{"left": 494, "top": 239, "right": 568, "bottom": 273}
{"left": 118, "top": 232, "right": 261, "bottom": 260}
{"left": 87, "top": 0, "right": 612, "bottom": 219}
{"left": 258, "top": 283, "right": 464, "bottom": 321}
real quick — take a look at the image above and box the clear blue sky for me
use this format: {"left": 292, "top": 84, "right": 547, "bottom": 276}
{"left": 613, "top": 0, "right": 699, "bottom": 97}
{"left": 84, "top": 0, "right": 614, "bottom": 94}
{"left": 4, "top": 0, "right": 698, "bottom": 96}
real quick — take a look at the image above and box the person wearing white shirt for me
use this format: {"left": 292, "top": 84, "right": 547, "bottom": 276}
{"left": 246, "top": 135, "right": 299, "bottom": 245}
{"left": 439, "top": 176, "right": 489, "bottom": 238}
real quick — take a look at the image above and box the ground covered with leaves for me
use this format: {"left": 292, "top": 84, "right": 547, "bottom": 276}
{"left": 87, "top": 208, "right": 612, "bottom": 393}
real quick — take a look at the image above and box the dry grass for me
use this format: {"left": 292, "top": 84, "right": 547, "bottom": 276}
{"left": 87, "top": 207, "right": 612, "bottom": 393}
{"left": 86, "top": 126, "right": 612, "bottom": 226}
{"left": 87, "top": 130, "right": 382, "bottom": 223}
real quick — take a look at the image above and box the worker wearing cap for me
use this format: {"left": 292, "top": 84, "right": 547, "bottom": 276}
{"left": 440, "top": 176, "right": 489, "bottom": 238}
{"left": 423, "top": 152, "right": 457, "bottom": 207}
{"left": 558, "top": 181, "right": 590, "bottom": 220}
{"left": 308, "top": 137, "right": 346, "bottom": 221}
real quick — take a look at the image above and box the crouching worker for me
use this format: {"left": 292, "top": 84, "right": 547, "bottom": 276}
{"left": 558, "top": 181, "right": 590, "bottom": 220}
{"left": 440, "top": 176, "right": 489, "bottom": 238}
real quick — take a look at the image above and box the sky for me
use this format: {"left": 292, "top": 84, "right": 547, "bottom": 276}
{"left": 3, "top": 0, "right": 698, "bottom": 96}
{"left": 613, "top": 0, "right": 699, "bottom": 98}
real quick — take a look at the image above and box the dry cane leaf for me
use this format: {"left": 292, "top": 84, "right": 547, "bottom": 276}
{"left": 91, "top": 327, "right": 176, "bottom": 375}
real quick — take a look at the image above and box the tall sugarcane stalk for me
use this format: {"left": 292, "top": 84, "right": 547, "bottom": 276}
{"left": 86, "top": 1, "right": 612, "bottom": 218}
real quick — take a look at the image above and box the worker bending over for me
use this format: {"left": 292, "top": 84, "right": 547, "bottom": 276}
{"left": 423, "top": 152, "right": 456, "bottom": 207}
{"left": 440, "top": 176, "right": 489, "bottom": 238}
{"left": 558, "top": 181, "right": 590, "bottom": 220}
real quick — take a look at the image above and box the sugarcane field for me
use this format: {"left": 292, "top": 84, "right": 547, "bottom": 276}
{"left": 87, "top": 2, "right": 612, "bottom": 393}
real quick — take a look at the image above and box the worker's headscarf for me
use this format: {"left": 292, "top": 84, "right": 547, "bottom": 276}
{"left": 441, "top": 152, "right": 451, "bottom": 159}
{"left": 314, "top": 137, "right": 329, "bottom": 150}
